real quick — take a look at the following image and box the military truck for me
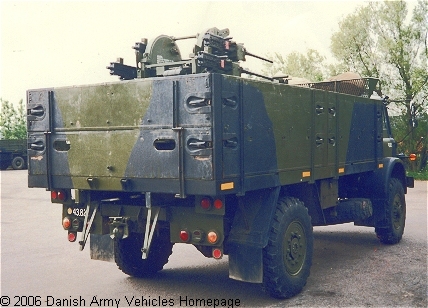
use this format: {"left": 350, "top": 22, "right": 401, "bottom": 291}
{"left": 0, "top": 139, "right": 27, "bottom": 170}
{"left": 27, "top": 28, "right": 414, "bottom": 299}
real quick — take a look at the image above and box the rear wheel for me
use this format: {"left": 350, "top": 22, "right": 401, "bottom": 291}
{"left": 114, "top": 230, "right": 173, "bottom": 277}
{"left": 263, "top": 197, "right": 313, "bottom": 299}
{"left": 375, "top": 178, "right": 406, "bottom": 244}
{"left": 12, "top": 156, "right": 25, "bottom": 170}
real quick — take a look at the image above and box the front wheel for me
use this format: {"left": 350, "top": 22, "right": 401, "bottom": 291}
{"left": 114, "top": 230, "right": 173, "bottom": 277}
{"left": 375, "top": 178, "right": 406, "bottom": 244}
{"left": 263, "top": 197, "right": 313, "bottom": 299}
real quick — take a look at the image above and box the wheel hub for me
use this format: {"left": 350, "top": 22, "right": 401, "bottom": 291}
{"left": 283, "top": 221, "right": 306, "bottom": 275}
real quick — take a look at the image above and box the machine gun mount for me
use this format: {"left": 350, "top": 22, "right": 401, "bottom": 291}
{"left": 107, "top": 27, "right": 272, "bottom": 80}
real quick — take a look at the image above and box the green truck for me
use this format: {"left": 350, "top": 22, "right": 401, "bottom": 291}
{"left": 27, "top": 28, "right": 414, "bottom": 299}
{"left": 0, "top": 139, "right": 27, "bottom": 170}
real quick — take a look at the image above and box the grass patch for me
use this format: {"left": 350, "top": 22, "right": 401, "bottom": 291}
{"left": 407, "top": 168, "right": 428, "bottom": 181}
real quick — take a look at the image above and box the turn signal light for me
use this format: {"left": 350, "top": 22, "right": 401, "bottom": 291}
{"left": 62, "top": 217, "right": 71, "bottom": 229}
{"left": 409, "top": 153, "right": 417, "bottom": 161}
{"left": 207, "top": 231, "right": 219, "bottom": 244}
{"left": 68, "top": 231, "right": 77, "bottom": 242}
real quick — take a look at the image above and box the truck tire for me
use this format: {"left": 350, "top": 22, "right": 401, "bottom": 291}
{"left": 114, "top": 231, "right": 173, "bottom": 278}
{"left": 11, "top": 156, "right": 25, "bottom": 170}
{"left": 375, "top": 178, "right": 406, "bottom": 244}
{"left": 263, "top": 197, "right": 313, "bottom": 299}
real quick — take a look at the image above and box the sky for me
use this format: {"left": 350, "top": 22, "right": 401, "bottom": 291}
{"left": 0, "top": 0, "right": 373, "bottom": 105}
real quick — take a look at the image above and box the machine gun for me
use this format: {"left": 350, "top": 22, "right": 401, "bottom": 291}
{"left": 106, "top": 58, "right": 137, "bottom": 80}
{"left": 107, "top": 27, "right": 273, "bottom": 80}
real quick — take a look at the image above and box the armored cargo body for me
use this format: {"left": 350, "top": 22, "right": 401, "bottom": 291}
{"left": 27, "top": 28, "right": 414, "bottom": 299}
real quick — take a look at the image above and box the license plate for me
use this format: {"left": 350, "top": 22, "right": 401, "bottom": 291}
{"left": 71, "top": 208, "right": 86, "bottom": 217}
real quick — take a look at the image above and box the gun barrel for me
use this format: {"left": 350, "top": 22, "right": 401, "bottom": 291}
{"left": 173, "top": 35, "right": 197, "bottom": 41}
{"left": 245, "top": 51, "right": 273, "bottom": 63}
{"left": 241, "top": 69, "right": 273, "bottom": 81}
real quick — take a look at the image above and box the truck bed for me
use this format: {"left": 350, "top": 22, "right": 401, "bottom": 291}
{"left": 27, "top": 73, "right": 383, "bottom": 196}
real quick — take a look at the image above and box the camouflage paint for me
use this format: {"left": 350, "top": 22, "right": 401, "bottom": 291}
{"left": 53, "top": 80, "right": 152, "bottom": 190}
{"left": 236, "top": 77, "right": 383, "bottom": 188}
{"left": 28, "top": 73, "right": 384, "bottom": 196}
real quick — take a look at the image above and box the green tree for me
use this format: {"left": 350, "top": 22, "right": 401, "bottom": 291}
{"left": 262, "top": 49, "right": 339, "bottom": 82}
{"left": 0, "top": 98, "right": 27, "bottom": 140}
{"left": 390, "top": 112, "right": 428, "bottom": 171}
{"left": 331, "top": 0, "right": 428, "bottom": 170}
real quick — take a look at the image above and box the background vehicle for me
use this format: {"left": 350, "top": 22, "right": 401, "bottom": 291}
{"left": 27, "top": 27, "right": 413, "bottom": 299}
{"left": 0, "top": 139, "right": 27, "bottom": 170}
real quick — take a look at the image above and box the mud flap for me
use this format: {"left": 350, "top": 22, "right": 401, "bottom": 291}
{"left": 228, "top": 244, "right": 262, "bottom": 283}
{"left": 227, "top": 187, "right": 280, "bottom": 283}
{"left": 90, "top": 234, "right": 114, "bottom": 262}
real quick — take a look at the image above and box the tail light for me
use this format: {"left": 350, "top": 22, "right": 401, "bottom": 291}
{"left": 58, "top": 191, "right": 66, "bottom": 201}
{"left": 68, "top": 231, "right": 77, "bottom": 242}
{"left": 179, "top": 230, "right": 190, "bottom": 242}
{"left": 213, "top": 199, "right": 223, "bottom": 209}
{"left": 409, "top": 153, "right": 417, "bottom": 161}
{"left": 200, "top": 197, "right": 223, "bottom": 210}
{"left": 51, "top": 191, "right": 58, "bottom": 200}
{"left": 51, "top": 190, "right": 67, "bottom": 201}
{"left": 200, "top": 198, "right": 211, "bottom": 210}
{"left": 212, "top": 248, "right": 223, "bottom": 259}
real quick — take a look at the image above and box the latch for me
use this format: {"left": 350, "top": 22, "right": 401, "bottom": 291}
{"left": 188, "top": 139, "right": 212, "bottom": 149}
{"left": 184, "top": 92, "right": 212, "bottom": 113}
{"left": 29, "top": 140, "right": 45, "bottom": 151}
{"left": 223, "top": 137, "right": 238, "bottom": 149}
{"left": 316, "top": 105, "right": 324, "bottom": 114}
{"left": 28, "top": 105, "right": 45, "bottom": 117}
{"left": 316, "top": 136, "right": 324, "bottom": 146}
{"left": 186, "top": 97, "right": 211, "bottom": 108}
